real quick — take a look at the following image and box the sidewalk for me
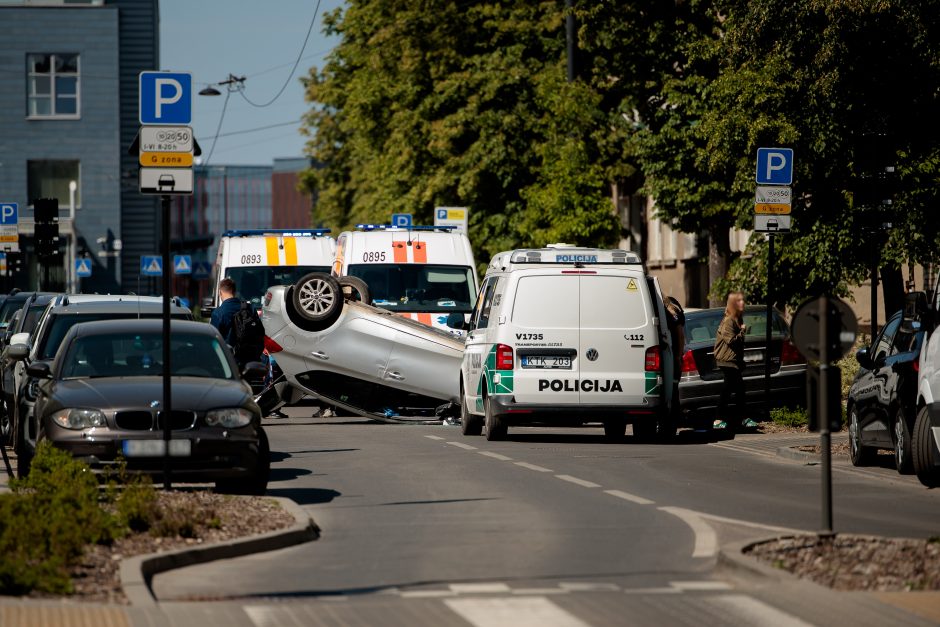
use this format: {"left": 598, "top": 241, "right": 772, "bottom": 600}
{"left": 712, "top": 429, "right": 849, "bottom": 459}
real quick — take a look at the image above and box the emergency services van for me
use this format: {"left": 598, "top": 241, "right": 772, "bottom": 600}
{"left": 207, "top": 229, "right": 335, "bottom": 312}
{"left": 453, "top": 245, "right": 677, "bottom": 442}
{"left": 331, "top": 224, "right": 479, "bottom": 333}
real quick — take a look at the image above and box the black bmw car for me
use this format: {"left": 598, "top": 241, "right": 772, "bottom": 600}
{"left": 26, "top": 319, "right": 269, "bottom": 493}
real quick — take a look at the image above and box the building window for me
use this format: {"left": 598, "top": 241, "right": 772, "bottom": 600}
{"left": 27, "top": 53, "right": 80, "bottom": 118}
{"left": 27, "top": 160, "right": 80, "bottom": 208}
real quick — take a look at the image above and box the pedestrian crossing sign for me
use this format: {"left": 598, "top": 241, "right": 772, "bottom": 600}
{"left": 75, "top": 258, "right": 92, "bottom": 278}
{"left": 141, "top": 255, "right": 163, "bottom": 276}
{"left": 174, "top": 254, "right": 192, "bottom": 274}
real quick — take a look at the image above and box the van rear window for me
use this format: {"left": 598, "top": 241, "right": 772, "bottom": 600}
{"left": 512, "top": 276, "right": 579, "bottom": 328}
{"left": 580, "top": 275, "right": 649, "bottom": 329}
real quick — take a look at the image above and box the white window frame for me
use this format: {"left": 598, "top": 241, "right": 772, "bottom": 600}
{"left": 26, "top": 53, "right": 81, "bottom": 119}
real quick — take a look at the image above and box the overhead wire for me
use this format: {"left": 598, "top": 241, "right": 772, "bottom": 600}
{"left": 196, "top": 118, "right": 302, "bottom": 142}
{"left": 201, "top": 89, "right": 231, "bottom": 167}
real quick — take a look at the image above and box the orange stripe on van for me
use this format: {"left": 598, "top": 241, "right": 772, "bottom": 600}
{"left": 417, "top": 313, "right": 433, "bottom": 326}
{"left": 412, "top": 241, "right": 427, "bottom": 263}
{"left": 265, "top": 237, "right": 279, "bottom": 265}
{"left": 392, "top": 241, "right": 408, "bottom": 263}
{"left": 283, "top": 237, "right": 298, "bottom": 265}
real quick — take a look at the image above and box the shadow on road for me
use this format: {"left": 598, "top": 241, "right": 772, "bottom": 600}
{"left": 500, "top": 428, "right": 721, "bottom": 446}
{"left": 266, "top": 486, "right": 342, "bottom": 505}
{"left": 269, "top": 466, "right": 313, "bottom": 482}
{"left": 378, "top": 497, "right": 497, "bottom": 507}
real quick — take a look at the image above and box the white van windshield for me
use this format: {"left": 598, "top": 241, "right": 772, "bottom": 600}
{"left": 226, "top": 266, "right": 330, "bottom": 306}
{"left": 347, "top": 264, "right": 475, "bottom": 313}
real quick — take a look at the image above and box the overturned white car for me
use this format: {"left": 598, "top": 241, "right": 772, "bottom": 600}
{"left": 261, "top": 273, "right": 465, "bottom": 420}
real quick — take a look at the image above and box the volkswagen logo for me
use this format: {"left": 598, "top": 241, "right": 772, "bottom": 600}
{"left": 586, "top": 349, "right": 599, "bottom": 361}
{"left": 150, "top": 400, "right": 161, "bottom": 408}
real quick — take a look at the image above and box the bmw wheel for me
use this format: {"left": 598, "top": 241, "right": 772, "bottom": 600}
{"left": 912, "top": 406, "right": 940, "bottom": 488}
{"left": 848, "top": 406, "right": 876, "bottom": 466}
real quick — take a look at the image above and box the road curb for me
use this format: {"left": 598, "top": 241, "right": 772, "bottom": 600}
{"left": 776, "top": 445, "right": 819, "bottom": 463}
{"left": 120, "top": 496, "right": 319, "bottom": 606}
{"left": 717, "top": 536, "right": 805, "bottom": 584}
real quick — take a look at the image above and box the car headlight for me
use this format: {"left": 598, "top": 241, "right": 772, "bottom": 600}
{"left": 205, "top": 408, "right": 253, "bottom": 428}
{"left": 51, "top": 408, "right": 106, "bottom": 430}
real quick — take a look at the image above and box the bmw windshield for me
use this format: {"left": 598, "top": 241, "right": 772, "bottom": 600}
{"left": 347, "top": 264, "right": 475, "bottom": 313}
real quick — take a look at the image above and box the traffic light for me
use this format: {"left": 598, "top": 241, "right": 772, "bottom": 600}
{"left": 807, "top": 365, "right": 843, "bottom": 432}
{"left": 854, "top": 133, "right": 900, "bottom": 210}
{"left": 33, "top": 197, "right": 59, "bottom": 223}
{"left": 33, "top": 197, "right": 61, "bottom": 260}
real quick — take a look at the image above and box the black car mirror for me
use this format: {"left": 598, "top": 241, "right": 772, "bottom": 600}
{"left": 200, "top": 297, "right": 215, "bottom": 319}
{"left": 855, "top": 348, "right": 872, "bottom": 369}
{"left": 900, "top": 319, "right": 922, "bottom": 333}
{"left": 241, "top": 361, "right": 267, "bottom": 380}
{"left": 6, "top": 343, "right": 29, "bottom": 362}
{"left": 26, "top": 360, "right": 53, "bottom": 379}
{"left": 445, "top": 313, "right": 468, "bottom": 330}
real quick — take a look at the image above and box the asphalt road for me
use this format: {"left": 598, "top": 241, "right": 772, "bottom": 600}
{"left": 151, "top": 410, "right": 940, "bottom": 627}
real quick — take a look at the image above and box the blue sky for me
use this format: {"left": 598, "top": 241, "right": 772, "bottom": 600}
{"left": 160, "top": 0, "right": 345, "bottom": 166}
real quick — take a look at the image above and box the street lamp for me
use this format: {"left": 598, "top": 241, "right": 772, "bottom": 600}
{"left": 68, "top": 180, "right": 77, "bottom": 293}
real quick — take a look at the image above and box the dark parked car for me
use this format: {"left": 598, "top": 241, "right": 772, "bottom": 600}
{"left": 847, "top": 310, "right": 924, "bottom": 473}
{"left": 26, "top": 319, "right": 269, "bottom": 493}
{"left": 678, "top": 306, "right": 806, "bottom": 424}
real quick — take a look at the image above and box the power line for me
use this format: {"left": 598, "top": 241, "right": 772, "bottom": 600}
{"left": 244, "top": 47, "right": 332, "bottom": 80}
{"left": 202, "top": 89, "right": 231, "bottom": 167}
{"left": 239, "top": 0, "right": 323, "bottom": 108}
{"left": 196, "top": 118, "right": 302, "bottom": 142}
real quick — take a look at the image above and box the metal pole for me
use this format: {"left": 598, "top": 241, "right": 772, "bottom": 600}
{"left": 565, "top": 0, "right": 575, "bottom": 82}
{"left": 818, "top": 294, "right": 833, "bottom": 535}
{"left": 68, "top": 181, "right": 76, "bottom": 293}
{"left": 765, "top": 234, "right": 773, "bottom": 420}
{"left": 161, "top": 194, "right": 172, "bottom": 491}
{"left": 871, "top": 254, "right": 878, "bottom": 339}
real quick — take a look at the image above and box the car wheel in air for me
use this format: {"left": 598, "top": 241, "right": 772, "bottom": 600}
{"left": 338, "top": 276, "right": 371, "bottom": 304}
{"left": 484, "top": 393, "right": 506, "bottom": 441}
{"left": 292, "top": 272, "right": 343, "bottom": 324}
{"left": 461, "top": 385, "right": 483, "bottom": 436}
{"left": 912, "top": 405, "right": 940, "bottom": 488}
{"left": 848, "top": 406, "right": 876, "bottom": 467}
{"left": 603, "top": 420, "right": 626, "bottom": 443}
{"left": 893, "top": 408, "right": 914, "bottom": 475}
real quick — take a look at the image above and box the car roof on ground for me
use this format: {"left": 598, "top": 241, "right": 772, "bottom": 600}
{"left": 67, "top": 318, "right": 212, "bottom": 338}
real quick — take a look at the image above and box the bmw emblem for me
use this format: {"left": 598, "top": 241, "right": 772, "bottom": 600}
{"left": 150, "top": 400, "right": 161, "bottom": 408}
{"left": 586, "top": 349, "right": 599, "bottom": 361}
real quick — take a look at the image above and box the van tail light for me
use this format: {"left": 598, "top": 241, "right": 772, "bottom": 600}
{"left": 781, "top": 339, "right": 804, "bottom": 365}
{"left": 681, "top": 349, "right": 698, "bottom": 375}
{"left": 645, "top": 346, "right": 661, "bottom": 372}
{"left": 495, "top": 344, "right": 514, "bottom": 370}
{"left": 913, "top": 359, "right": 920, "bottom": 373}
{"left": 264, "top": 336, "right": 283, "bottom": 354}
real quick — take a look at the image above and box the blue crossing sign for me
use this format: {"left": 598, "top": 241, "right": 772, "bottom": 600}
{"left": 1, "top": 203, "right": 17, "bottom": 225}
{"left": 173, "top": 254, "right": 192, "bottom": 274}
{"left": 391, "top": 213, "right": 413, "bottom": 228}
{"left": 192, "top": 261, "right": 212, "bottom": 280}
{"left": 140, "top": 255, "right": 163, "bottom": 276}
{"left": 75, "top": 258, "right": 92, "bottom": 278}
{"left": 139, "top": 72, "right": 192, "bottom": 125}
{"left": 756, "top": 147, "right": 794, "bottom": 185}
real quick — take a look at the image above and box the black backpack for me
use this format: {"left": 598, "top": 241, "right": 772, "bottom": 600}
{"left": 231, "top": 302, "right": 265, "bottom": 363}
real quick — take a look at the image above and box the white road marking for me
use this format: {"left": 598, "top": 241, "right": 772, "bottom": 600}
{"left": 670, "top": 581, "right": 732, "bottom": 591}
{"left": 514, "top": 462, "right": 553, "bottom": 473}
{"left": 425, "top": 435, "right": 446, "bottom": 441}
{"left": 445, "top": 596, "right": 592, "bottom": 627}
{"left": 622, "top": 587, "right": 682, "bottom": 595}
{"left": 658, "top": 506, "right": 718, "bottom": 558}
{"left": 512, "top": 588, "right": 570, "bottom": 595}
{"left": 447, "top": 441, "right": 478, "bottom": 450}
{"left": 478, "top": 451, "right": 514, "bottom": 461}
{"left": 400, "top": 590, "right": 457, "bottom": 598}
{"left": 603, "top": 489, "right": 655, "bottom": 505}
{"left": 244, "top": 606, "right": 281, "bottom": 627}
{"left": 556, "top": 475, "right": 601, "bottom": 488}
{"left": 709, "top": 595, "right": 815, "bottom": 627}
{"left": 450, "top": 583, "right": 512, "bottom": 594}
{"left": 558, "top": 582, "right": 621, "bottom": 592}
{"left": 692, "top": 511, "right": 805, "bottom": 535}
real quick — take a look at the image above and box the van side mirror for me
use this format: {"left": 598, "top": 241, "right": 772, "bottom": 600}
{"left": 445, "top": 313, "right": 468, "bottom": 330}
{"left": 26, "top": 360, "right": 53, "bottom": 379}
{"left": 241, "top": 361, "right": 267, "bottom": 380}
{"left": 200, "top": 297, "right": 215, "bottom": 319}
{"left": 6, "top": 344, "right": 29, "bottom": 362}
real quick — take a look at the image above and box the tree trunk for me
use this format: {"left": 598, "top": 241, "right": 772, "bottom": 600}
{"left": 881, "top": 265, "right": 905, "bottom": 320}
{"left": 707, "top": 226, "right": 732, "bottom": 307}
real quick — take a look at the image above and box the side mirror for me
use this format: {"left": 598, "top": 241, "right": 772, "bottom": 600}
{"left": 200, "top": 297, "right": 215, "bottom": 319}
{"left": 26, "top": 360, "right": 53, "bottom": 379}
{"left": 241, "top": 361, "right": 267, "bottom": 380}
{"left": 900, "top": 319, "right": 922, "bottom": 333}
{"left": 7, "top": 344, "right": 29, "bottom": 362}
{"left": 855, "top": 348, "right": 872, "bottom": 370}
{"left": 445, "top": 312, "right": 468, "bottom": 331}
{"left": 9, "top": 332, "right": 29, "bottom": 347}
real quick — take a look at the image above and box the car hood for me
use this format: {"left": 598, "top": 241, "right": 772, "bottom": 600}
{"left": 48, "top": 376, "right": 252, "bottom": 411}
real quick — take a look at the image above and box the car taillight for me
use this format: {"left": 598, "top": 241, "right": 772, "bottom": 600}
{"left": 645, "top": 346, "right": 661, "bottom": 372}
{"left": 264, "top": 291, "right": 273, "bottom": 307}
{"left": 681, "top": 349, "right": 698, "bottom": 375}
{"left": 496, "top": 344, "right": 514, "bottom": 370}
{"left": 781, "top": 339, "right": 804, "bottom": 365}
{"left": 913, "top": 359, "right": 920, "bottom": 373}
{"left": 264, "top": 336, "right": 283, "bottom": 353}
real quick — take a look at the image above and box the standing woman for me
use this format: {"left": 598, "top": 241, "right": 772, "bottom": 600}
{"left": 713, "top": 291, "right": 748, "bottom": 432}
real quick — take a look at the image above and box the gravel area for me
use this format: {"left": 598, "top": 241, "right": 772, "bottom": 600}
{"left": 747, "top": 535, "right": 940, "bottom": 591}
{"left": 796, "top": 443, "right": 851, "bottom": 457}
{"left": 31, "top": 491, "right": 295, "bottom": 605}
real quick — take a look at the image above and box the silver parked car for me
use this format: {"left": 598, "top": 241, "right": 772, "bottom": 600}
{"left": 262, "top": 273, "right": 465, "bottom": 420}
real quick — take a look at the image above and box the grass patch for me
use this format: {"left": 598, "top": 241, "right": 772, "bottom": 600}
{"left": 770, "top": 406, "right": 808, "bottom": 429}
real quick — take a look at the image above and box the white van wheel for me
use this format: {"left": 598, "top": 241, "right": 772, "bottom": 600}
{"left": 484, "top": 394, "right": 507, "bottom": 441}
{"left": 292, "top": 273, "right": 343, "bottom": 323}
{"left": 603, "top": 420, "right": 626, "bottom": 443}
{"left": 461, "top": 385, "right": 483, "bottom": 436}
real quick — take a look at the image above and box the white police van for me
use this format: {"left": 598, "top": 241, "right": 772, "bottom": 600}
{"left": 454, "top": 245, "right": 676, "bottom": 442}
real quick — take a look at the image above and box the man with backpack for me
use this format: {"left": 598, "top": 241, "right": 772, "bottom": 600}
{"left": 210, "top": 277, "right": 265, "bottom": 368}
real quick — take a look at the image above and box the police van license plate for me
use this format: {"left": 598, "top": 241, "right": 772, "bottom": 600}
{"left": 522, "top": 356, "right": 572, "bottom": 369}
{"left": 122, "top": 439, "right": 192, "bottom": 457}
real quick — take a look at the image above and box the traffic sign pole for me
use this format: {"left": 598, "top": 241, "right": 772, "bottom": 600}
{"left": 765, "top": 235, "right": 773, "bottom": 421}
{"left": 818, "top": 295, "right": 834, "bottom": 537}
{"left": 161, "top": 194, "right": 172, "bottom": 491}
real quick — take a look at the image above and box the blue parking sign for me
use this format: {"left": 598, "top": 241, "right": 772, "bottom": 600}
{"left": 391, "top": 213, "right": 412, "bottom": 228}
{"left": 139, "top": 72, "right": 192, "bottom": 125}
{"left": 756, "top": 147, "right": 794, "bottom": 185}
{"left": 0, "top": 203, "right": 17, "bottom": 225}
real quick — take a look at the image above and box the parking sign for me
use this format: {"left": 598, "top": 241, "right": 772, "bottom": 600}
{"left": 755, "top": 147, "right": 794, "bottom": 185}
{"left": 139, "top": 72, "right": 192, "bottom": 125}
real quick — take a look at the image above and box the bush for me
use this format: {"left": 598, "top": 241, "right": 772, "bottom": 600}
{"left": 770, "top": 406, "right": 808, "bottom": 429}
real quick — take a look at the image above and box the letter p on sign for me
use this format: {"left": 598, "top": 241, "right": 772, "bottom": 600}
{"left": 139, "top": 71, "right": 192, "bottom": 125}
{"left": 756, "top": 147, "right": 794, "bottom": 185}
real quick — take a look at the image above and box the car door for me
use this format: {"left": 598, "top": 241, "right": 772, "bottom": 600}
{"left": 647, "top": 277, "right": 675, "bottom": 411}
{"left": 463, "top": 276, "right": 498, "bottom": 413}
{"left": 384, "top": 323, "right": 464, "bottom": 403}
{"left": 863, "top": 313, "right": 902, "bottom": 447}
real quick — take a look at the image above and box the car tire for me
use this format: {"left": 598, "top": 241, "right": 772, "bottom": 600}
{"left": 632, "top": 419, "right": 657, "bottom": 442}
{"left": 912, "top": 405, "right": 940, "bottom": 488}
{"left": 603, "top": 420, "right": 626, "bottom": 443}
{"left": 0, "top": 402, "right": 10, "bottom": 445}
{"left": 283, "top": 286, "right": 342, "bottom": 333}
{"left": 483, "top": 393, "right": 506, "bottom": 441}
{"left": 338, "top": 276, "right": 371, "bottom": 304}
{"left": 215, "top": 427, "right": 270, "bottom": 496}
{"left": 292, "top": 273, "right": 343, "bottom": 324}
{"left": 848, "top": 406, "right": 876, "bottom": 467}
{"left": 461, "top": 386, "right": 483, "bottom": 436}
{"left": 893, "top": 408, "right": 914, "bottom": 475}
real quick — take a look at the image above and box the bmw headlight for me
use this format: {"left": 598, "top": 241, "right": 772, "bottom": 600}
{"left": 205, "top": 408, "right": 253, "bottom": 428}
{"left": 51, "top": 408, "right": 106, "bottom": 430}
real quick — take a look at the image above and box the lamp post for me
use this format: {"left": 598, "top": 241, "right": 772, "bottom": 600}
{"left": 68, "top": 180, "right": 77, "bottom": 293}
